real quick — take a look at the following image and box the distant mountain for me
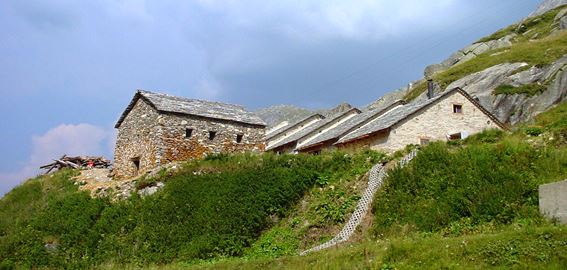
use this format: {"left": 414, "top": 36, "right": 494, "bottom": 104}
{"left": 255, "top": 105, "right": 315, "bottom": 127}
{"left": 256, "top": 102, "right": 354, "bottom": 128}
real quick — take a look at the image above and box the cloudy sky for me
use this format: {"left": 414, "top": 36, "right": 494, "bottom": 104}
{"left": 0, "top": 0, "right": 540, "bottom": 196}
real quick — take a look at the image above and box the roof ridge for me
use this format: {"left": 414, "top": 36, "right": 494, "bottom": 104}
{"left": 137, "top": 89, "right": 247, "bottom": 110}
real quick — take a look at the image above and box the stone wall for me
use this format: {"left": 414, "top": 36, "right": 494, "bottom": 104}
{"left": 372, "top": 92, "right": 499, "bottom": 152}
{"left": 114, "top": 98, "right": 265, "bottom": 179}
{"left": 338, "top": 91, "right": 500, "bottom": 153}
{"left": 539, "top": 179, "right": 567, "bottom": 224}
{"left": 114, "top": 99, "right": 161, "bottom": 179}
{"left": 157, "top": 113, "right": 265, "bottom": 164}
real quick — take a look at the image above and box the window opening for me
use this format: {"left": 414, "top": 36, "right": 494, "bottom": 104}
{"left": 131, "top": 157, "right": 140, "bottom": 174}
{"left": 236, "top": 134, "right": 243, "bottom": 143}
{"left": 185, "top": 128, "right": 193, "bottom": 138}
{"left": 209, "top": 131, "right": 217, "bottom": 140}
{"left": 449, "top": 132, "right": 462, "bottom": 140}
{"left": 453, "top": 104, "right": 463, "bottom": 113}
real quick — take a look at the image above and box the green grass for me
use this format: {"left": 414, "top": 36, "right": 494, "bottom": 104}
{"left": 242, "top": 151, "right": 386, "bottom": 259}
{"left": 137, "top": 224, "right": 567, "bottom": 270}
{"left": 477, "top": 5, "right": 566, "bottom": 43}
{"left": 0, "top": 151, "right": 383, "bottom": 269}
{"left": 493, "top": 83, "right": 548, "bottom": 96}
{"left": 404, "top": 6, "right": 567, "bottom": 101}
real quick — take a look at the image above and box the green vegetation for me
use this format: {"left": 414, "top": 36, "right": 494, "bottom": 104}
{"left": 477, "top": 5, "right": 566, "bottom": 43}
{"left": 243, "top": 150, "right": 385, "bottom": 259}
{"left": 493, "top": 83, "right": 548, "bottom": 96}
{"left": 164, "top": 225, "right": 567, "bottom": 270}
{"left": 404, "top": 5, "right": 567, "bottom": 101}
{"left": 0, "top": 151, "right": 381, "bottom": 269}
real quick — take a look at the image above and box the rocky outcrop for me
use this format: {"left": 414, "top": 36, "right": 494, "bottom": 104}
{"left": 324, "top": 102, "right": 353, "bottom": 117}
{"left": 256, "top": 105, "right": 314, "bottom": 127}
{"left": 424, "top": 35, "right": 514, "bottom": 78}
{"left": 529, "top": 0, "right": 567, "bottom": 18}
{"left": 439, "top": 55, "right": 567, "bottom": 124}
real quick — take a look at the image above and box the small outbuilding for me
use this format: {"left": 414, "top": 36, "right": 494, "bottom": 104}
{"left": 113, "top": 90, "right": 266, "bottom": 178}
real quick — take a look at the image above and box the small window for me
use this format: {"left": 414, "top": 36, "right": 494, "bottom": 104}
{"left": 453, "top": 104, "right": 463, "bottom": 113}
{"left": 131, "top": 157, "right": 140, "bottom": 174}
{"left": 236, "top": 134, "right": 243, "bottom": 143}
{"left": 185, "top": 128, "right": 193, "bottom": 138}
{"left": 420, "top": 138, "right": 430, "bottom": 145}
{"left": 209, "top": 131, "right": 217, "bottom": 140}
{"left": 449, "top": 133, "right": 462, "bottom": 141}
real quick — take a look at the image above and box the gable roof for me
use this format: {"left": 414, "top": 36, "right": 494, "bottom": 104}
{"left": 297, "top": 100, "right": 405, "bottom": 151}
{"left": 336, "top": 88, "right": 506, "bottom": 144}
{"left": 267, "top": 108, "right": 361, "bottom": 151}
{"left": 115, "top": 90, "right": 266, "bottom": 128}
{"left": 266, "top": 114, "right": 325, "bottom": 140}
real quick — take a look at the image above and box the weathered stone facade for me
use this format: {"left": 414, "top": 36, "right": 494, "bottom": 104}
{"left": 114, "top": 91, "right": 265, "bottom": 179}
{"left": 337, "top": 90, "right": 503, "bottom": 153}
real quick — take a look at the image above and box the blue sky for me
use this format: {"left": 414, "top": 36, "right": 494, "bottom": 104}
{"left": 0, "top": 0, "right": 541, "bottom": 196}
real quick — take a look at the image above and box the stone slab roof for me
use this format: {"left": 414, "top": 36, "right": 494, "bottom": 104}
{"left": 336, "top": 88, "right": 506, "bottom": 144}
{"left": 267, "top": 108, "right": 361, "bottom": 151}
{"left": 298, "top": 100, "right": 405, "bottom": 150}
{"left": 266, "top": 114, "right": 325, "bottom": 140}
{"left": 115, "top": 90, "right": 266, "bottom": 128}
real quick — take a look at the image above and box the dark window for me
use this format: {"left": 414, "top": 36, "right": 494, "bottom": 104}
{"left": 209, "top": 131, "right": 217, "bottom": 140}
{"left": 132, "top": 157, "right": 140, "bottom": 174}
{"left": 236, "top": 134, "right": 243, "bottom": 143}
{"left": 313, "top": 150, "right": 321, "bottom": 155}
{"left": 449, "top": 133, "right": 462, "bottom": 140}
{"left": 453, "top": 104, "right": 463, "bottom": 113}
{"left": 420, "top": 138, "right": 430, "bottom": 145}
{"left": 185, "top": 128, "right": 193, "bottom": 138}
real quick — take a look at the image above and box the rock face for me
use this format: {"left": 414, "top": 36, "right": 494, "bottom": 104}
{"left": 424, "top": 35, "right": 514, "bottom": 78}
{"left": 440, "top": 55, "right": 567, "bottom": 124}
{"left": 529, "top": 0, "right": 567, "bottom": 17}
{"left": 256, "top": 105, "right": 314, "bottom": 127}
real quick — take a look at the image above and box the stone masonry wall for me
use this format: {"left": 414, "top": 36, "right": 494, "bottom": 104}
{"left": 114, "top": 99, "right": 265, "bottom": 179}
{"left": 156, "top": 113, "right": 265, "bottom": 164}
{"left": 114, "top": 99, "right": 161, "bottom": 179}
{"left": 370, "top": 91, "right": 500, "bottom": 153}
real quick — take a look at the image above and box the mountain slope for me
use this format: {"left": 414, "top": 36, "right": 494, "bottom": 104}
{"left": 366, "top": 4, "right": 567, "bottom": 125}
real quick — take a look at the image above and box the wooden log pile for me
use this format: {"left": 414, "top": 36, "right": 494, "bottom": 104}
{"left": 40, "top": 155, "right": 111, "bottom": 174}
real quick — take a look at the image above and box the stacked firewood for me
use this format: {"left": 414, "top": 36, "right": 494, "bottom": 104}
{"left": 40, "top": 155, "right": 111, "bottom": 174}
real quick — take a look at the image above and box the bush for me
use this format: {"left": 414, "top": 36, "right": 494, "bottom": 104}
{"left": 0, "top": 151, "right": 381, "bottom": 268}
{"left": 372, "top": 139, "right": 567, "bottom": 236}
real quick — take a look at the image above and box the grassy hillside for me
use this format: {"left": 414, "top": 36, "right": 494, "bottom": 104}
{"left": 404, "top": 5, "right": 567, "bottom": 101}
{"left": 175, "top": 101, "right": 567, "bottom": 269}
{"left": 0, "top": 152, "right": 383, "bottom": 269}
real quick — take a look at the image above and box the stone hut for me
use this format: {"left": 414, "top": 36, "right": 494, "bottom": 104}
{"left": 267, "top": 107, "right": 362, "bottom": 154}
{"left": 267, "top": 87, "right": 505, "bottom": 154}
{"left": 335, "top": 87, "right": 506, "bottom": 152}
{"left": 113, "top": 90, "right": 266, "bottom": 178}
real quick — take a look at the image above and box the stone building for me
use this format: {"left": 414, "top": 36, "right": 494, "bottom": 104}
{"left": 113, "top": 90, "right": 266, "bottom": 178}
{"left": 267, "top": 87, "right": 505, "bottom": 154}
{"left": 267, "top": 107, "right": 361, "bottom": 154}
{"left": 335, "top": 88, "right": 506, "bottom": 152}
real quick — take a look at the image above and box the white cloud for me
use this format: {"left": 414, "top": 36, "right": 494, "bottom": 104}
{"left": 194, "top": 0, "right": 460, "bottom": 41}
{"left": 0, "top": 123, "right": 113, "bottom": 197}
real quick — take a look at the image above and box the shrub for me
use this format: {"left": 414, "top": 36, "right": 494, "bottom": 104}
{"left": 372, "top": 139, "right": 567, "bottom": 236}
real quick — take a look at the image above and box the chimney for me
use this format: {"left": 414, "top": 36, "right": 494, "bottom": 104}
{"left": 427, "top": 79, "right": 434, "bottom": 99}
